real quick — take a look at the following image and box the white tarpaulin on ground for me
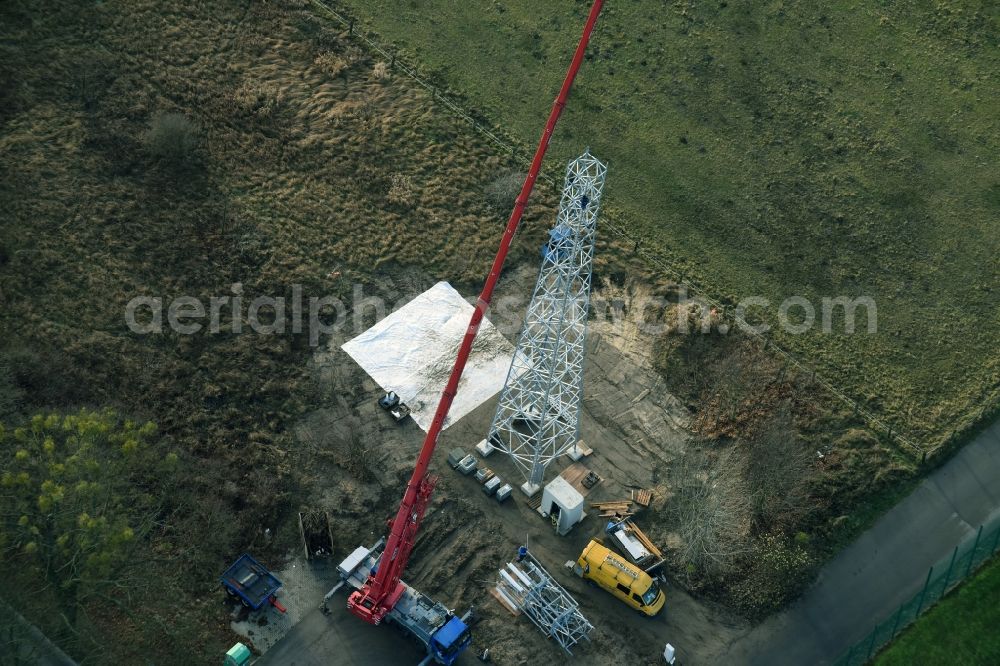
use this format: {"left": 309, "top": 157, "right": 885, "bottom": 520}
{"left": 342, "top": 281, "right": 517, "bottom": 432}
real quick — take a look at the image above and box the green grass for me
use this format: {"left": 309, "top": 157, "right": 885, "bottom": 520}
{"left": 335, "top": 0, "right": 1000, "bottom": 447}
{"left": 875, "top": 553, "right": 1000, "bottom": 665}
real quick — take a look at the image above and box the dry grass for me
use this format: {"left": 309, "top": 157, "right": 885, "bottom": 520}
{"left": 0, "top": 0, "right": 554, "bottom": 661}
{"left": 338, "top": 0, "right": 1000, "bottom": 450}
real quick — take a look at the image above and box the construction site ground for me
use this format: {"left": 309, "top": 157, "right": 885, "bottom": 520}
{"left": 268, "top": 263, "right": 748, "bottom": 665}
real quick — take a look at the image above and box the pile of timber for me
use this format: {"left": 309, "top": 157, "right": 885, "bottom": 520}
{"left": 590, "top": 500, "right": 633, "bottom": 518}
{"left": 590, "top": 488, "right": 654, "bottom": 517}
{"left": 624, "top": 520, "right": 662, "bottom": 559}
{"left": 624, "top": 520, "right": 667, "bottom": 573}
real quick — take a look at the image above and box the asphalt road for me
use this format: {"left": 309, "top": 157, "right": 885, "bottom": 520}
{"left": 255, "top": 604, "right": 417, "bottom": 666}
{"left": 722, "top": 417, "right": 1000, "bottom": 665}
{"left": 254, "top": 602, "right": 478, "bottom": 666}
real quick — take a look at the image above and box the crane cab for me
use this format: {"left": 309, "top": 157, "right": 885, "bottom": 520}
{"left": 574, "top": 539, "right": 665, "bottom": 616}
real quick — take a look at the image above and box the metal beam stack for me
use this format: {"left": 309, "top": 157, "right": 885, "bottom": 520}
{"left": 494, "top": 551, "right": 593, "bottom": 655}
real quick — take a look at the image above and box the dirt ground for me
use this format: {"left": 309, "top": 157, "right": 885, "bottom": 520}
{"left": 282, "top": 262, "right": 748, "bottom": 665}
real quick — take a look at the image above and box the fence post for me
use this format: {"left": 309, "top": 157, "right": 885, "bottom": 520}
{"left": 888, "top": 602, "right": 905, "bottom": 640}
{"left": 349, "top": 19, "right": 354, "bottom": 34}
{"left": 965, "top": 525, "right": 983, "bottom": 578}
{"left": 940, "top": 545, "right": 958, "bottom": 595}
{"left": 915, "top": 566, "right": 933, "bottom": 616}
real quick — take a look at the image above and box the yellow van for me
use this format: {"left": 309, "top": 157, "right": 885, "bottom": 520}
{"left": 573, "top": 539, "right": 665, "bottom": 616}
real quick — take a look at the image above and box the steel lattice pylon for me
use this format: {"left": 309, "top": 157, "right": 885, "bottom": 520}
{"left": 494, "top": 552, "right": 593, "bottom": 655}
{"left": 487, "top": 151, "right": 607, "bottom": 495}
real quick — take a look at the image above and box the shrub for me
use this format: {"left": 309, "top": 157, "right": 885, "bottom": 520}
{"left": 146, "top": 112, "right": 199, "bottom": 168}
{"left": 732, "top": 532, "right": 817, "bottom": 616}
{"left": 387, "top": 173, "right": 416, "bottom": 207}
{"left": 484, "top": 170, "right": 523, "bottom": 212}
{"left": 315, "top": 52, "right": 350, "bottom": 79}
{"left": 230, "top": 80, "right": 285, "bottom": 119}
{"left": 372, "top": 61, "right": 390, "bottom": 81}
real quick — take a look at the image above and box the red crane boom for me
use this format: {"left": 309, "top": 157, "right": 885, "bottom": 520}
{"left": 347, "top": 0, "right": 605, "bottom": 625}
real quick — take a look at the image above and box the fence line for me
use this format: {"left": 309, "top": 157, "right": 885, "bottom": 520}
{"left": 833, "top": 519, "right": 1000, "bottom": 665}
{"left": 308, "top": 0, "right": 925, "bottom": 457}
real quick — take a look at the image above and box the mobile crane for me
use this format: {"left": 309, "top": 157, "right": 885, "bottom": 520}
{"left": 336, "top": 2, "right": 605, "bottom": 663}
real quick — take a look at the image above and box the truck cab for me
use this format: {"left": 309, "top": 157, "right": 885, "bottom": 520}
{"left": 429, "top": 616, "right": 472, "bottom": 665}
{"left": 574, "top": 539, "right": 665, "bottom": 616}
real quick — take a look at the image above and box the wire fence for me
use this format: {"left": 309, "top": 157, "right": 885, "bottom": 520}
{"left": 833, "top": 520, "right": 1000, "bottom": 665}
{"left": 308, "top": 0, "right": 926, "bottom": 458}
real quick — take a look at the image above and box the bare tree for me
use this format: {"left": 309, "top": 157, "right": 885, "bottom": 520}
{"left": 666, "top": 446, "right": 751, "bottom": 578}
{"left": 744, "top": 404, "right": 816, "bottom": 530}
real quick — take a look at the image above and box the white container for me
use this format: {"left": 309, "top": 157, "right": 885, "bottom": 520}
{"left": 538, "top": 476, "right": 585, "bottom": 536}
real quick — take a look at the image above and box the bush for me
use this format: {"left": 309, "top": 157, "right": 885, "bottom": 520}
{"left": 484, "top": 170, "right": 523, "bottom": 212}
{"left": 146, "top": 112, "right": 199, "bottom": 168}
{"left": 387, "top": 172, "right": 416, "bottom": 207}
{"left": 732, "top": 532, "right": 816, "bottom": 616}
{"left": 372, "top": 61, "right": 390, "bottom": 81}
{"left": 315, "top": 52, "right": 350, "bottom": 79}
{"left": 230, "top": 81, "right": 285, "bottom": 119}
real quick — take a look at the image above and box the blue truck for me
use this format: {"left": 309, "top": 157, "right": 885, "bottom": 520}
{"left": 221, "top": 553, "right": 287, "bottom": 613}
{"left": 334, "top": 540, "right": 472, "bottom": 665}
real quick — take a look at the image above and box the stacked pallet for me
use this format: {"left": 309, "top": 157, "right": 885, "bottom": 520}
{"left": 631, "top": 488, "right": 653, "bottom": 507}
{"left": 560, "top": 463, "right": 603, "bottom": 495}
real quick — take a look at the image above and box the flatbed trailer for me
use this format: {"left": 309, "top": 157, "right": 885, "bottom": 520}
{"left": 221, "top": 553, "right": 286, "bottom": 612}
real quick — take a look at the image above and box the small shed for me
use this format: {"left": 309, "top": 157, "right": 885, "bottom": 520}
{"left": 538, "top": 476, "right": 585, "bottom": 535}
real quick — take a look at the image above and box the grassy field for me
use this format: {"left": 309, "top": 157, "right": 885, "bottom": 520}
{"left": 0, "top": 0, "right": 550, "bottom": 660}
{"left": 0, "top": 0, "right": 990, "bottom": 660}
{"left": 875, "top": 554, "right": 1000, "bottom": 665}
{"left": 335, "top": 0, "right": 1000, "bottom": 447}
